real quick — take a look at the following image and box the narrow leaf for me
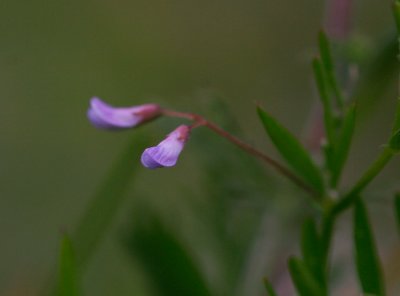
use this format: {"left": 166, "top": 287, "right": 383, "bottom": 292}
{"left": 391, "top": 98, "right": 400, "bottom": 133}
{"left": 124, "top": 212, "right": 211, "bottom": 296}
{"left": 263, "top": 277, "right": 278, "bottom": 296}
{"left": 288, "top": 257, "right": 324, "bottom": 296}
{"left": 393, "top": 0, "right": 400, "bottom": 33}
{"left": 301, "top": 218, "right": 324, "bottom": 286}
{"left": 57, "top": 234, "right": 79, "bottom": 296}
{"left": 73, "top": 134, "right": 148, "bottom": 267}
{"left": 353, "top": 199, "right": 385, "bottom": 295}
{"left": 331, "top": 104, "right": 356, "bottom": 186}
{"left": 257, "top": 107, "right": 324, "bottom": 194}
{"left": 395, "top": 193, "right": 400, "bottom": 236}
{"left": 389, "top": 129, "right": 400, "bottom": 151}
{"left": 312, "top": 57, "right": 335, "bottom": 146}
{"left": 318, "top": 31, "right": 344, "bottom": 110}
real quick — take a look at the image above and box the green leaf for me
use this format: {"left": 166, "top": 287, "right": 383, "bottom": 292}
{"left": 57, "top": 234, "right": 79, "bottom": 296}
{"left": 318, "top": 31, "right": 344, "bottom": 111}
{"left": 72, "top": 134, "right": 148, "bottom": 267}
{"left": 257, "top": 106, "right": 324, "bottom": 195}
{"left": 389, "top": 129, "right": 400, "bottom": 151}
{"left": 395, "top": 193, "right": 400, "bottom": 236}
{"left": 301, "top": 218, "right": 324, "bottom": 286}
{"left": 331, "top": 104, "right": 356, "bottom": 186}
{"left": 392, "top": 98, "right": 400, "bottom": 133}
{"left": 353, "top": 199, "right": 385, "bottom": 296}
{"left": 393, "top": 1, "right": 400, "bottom": 33}
{"left": 288, "top": 257, "right": 325, "bottom": 296}
{"left": 312, "top": 57, "right": 335, "bottom": 146}
{"left": 124, "top": 212, "right": 211, "bottom": 296}
{"left": 263, "top": 277, "right": 278, "bottom": 296}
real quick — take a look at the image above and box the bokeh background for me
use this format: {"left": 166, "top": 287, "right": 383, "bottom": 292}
{"left": 1, "top": 0, "right": 399, "bottom": 295}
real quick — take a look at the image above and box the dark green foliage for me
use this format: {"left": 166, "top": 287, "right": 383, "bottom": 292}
{"left": 353, "top": 199, "right": 385, "bottom": 295}
{"left": 257, "top": 106, "right": 324, "bottom": 195}
{"left": 288, "top": 257, "right": 325, "bottom": 296}
{"left": 124, "top": 213, "right": 211, "bottom": 296}
{"left": 330, "top": 105, "right": 356, "bottom": 186}
{"left": 72, "top": 135, "right": 148, "bottom": 267}
{"left": 318, "top": 31, "right": 344, "bottom": 111}
{"left": 312, "top": 57, "right": 335, "bottom": 145}
{"left": 57, "top": 234, "right": 79, "bottom": 296}
{"left": 389, "top": 129, "right": 400, "bottom": 151}
{"left": 395, "top": 193, "right": 400, "bottom": 236}
{"left": 301, "top": 218, "right": 324, "bottom": 287}
{"left": 263, "top": 277, "right": 278, "bottom": 296}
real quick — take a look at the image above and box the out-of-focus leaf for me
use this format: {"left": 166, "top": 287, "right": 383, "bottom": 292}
{"left": 124, "top": 212, "right": 211, "bottom": 296}
{"left": 312, "top": 57, "right": 335, "bottom": 146}
{"left": 389, "top": 129, "right": 400, "bottom": 151}
{"left": 57, "top": 234, "right": 79, "bottom": 296}
{"left": 331, "top": 104, "right": 356, "bottom": 186}
{"left": 353, "top": 199, "right": 385, "bottom": 296}
{"left": 263, "top": 277, "right": 278, "bottom": 296}
{"left": 288, "top": 257, "right": 324, "bottom": 296}
{"left": 393, "top": 0, "right": 400, "bottom": 33}
{"left": 73, "top": 134, "right": 148, "bottom": 267}
{"left": 395, "top": 193, "right": 400, "bottom": 236}
{"left": 392, "top": 99, "right": 400, "bottom": 133}
{"left": 257, "top": 107, "right": 324, "bottom": 195}
{"left": 318, "top": 31, "right": 344, "bottom": 110}
{"left": 301, "top": 218, "right": 324, "bottom": 286}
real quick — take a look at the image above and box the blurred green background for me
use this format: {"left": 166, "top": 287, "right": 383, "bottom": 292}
{"left": 1, "top": 0, "right": 400, "bottom": 295}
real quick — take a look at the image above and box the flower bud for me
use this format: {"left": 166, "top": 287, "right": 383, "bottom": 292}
{"left": 141, "top": 125, "right": 190, "bottom": 169}
{"left": 87, "top": 97, "right": 161, "bottom": 130}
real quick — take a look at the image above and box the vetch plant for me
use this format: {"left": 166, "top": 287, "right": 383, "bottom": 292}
{"left": 51, "top": 2, "right": 400, "bottom": 296}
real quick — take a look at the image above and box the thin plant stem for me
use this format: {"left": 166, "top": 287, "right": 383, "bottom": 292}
{"left": 333, "top": 147, "right": 394, "bottom": 215}
{"left": 161, "top": 109, "right": 320, "bottom": 199}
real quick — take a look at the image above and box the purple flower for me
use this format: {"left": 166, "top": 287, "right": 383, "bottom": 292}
{"left": 141, "top": 125, "right": 191, "bottom": 169}
{"left": 87, "top": 97, "right": 161, "bottom": 129}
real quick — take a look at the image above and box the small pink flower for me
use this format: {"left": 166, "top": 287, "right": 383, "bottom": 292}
{"left": 141, "top": 125, "right": 191, "bottom": 169}
{"left": 87, "top": 97, "right": 161, "bottom": 129}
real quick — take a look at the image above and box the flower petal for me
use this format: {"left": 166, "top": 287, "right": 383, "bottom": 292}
{"left": 87, "top": 97, "right": 160, "bottom": 129}
{"left": 141, "top": 125, "right": 190, "bottom": 169}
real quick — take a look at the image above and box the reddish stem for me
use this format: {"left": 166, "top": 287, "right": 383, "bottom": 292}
{"left": 161, "top": 109, "right": 319, "bottom": 198}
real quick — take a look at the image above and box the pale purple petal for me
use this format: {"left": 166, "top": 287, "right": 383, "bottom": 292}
{"left": 87, "top": 97, "right": 160, "bottom": 130}
{"left": 141, "top": 125, "right": 190, "bottom": 169}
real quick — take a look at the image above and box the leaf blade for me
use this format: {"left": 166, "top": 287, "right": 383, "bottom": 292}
{"left": 263, "top": 277, "right": 278, "bottom": 296}
{"left": 301, "top": 218, "right": 324, "bottom": 287}
{"left": 331, "top": 104, "right": 356, "bottom": 186}
{"left": 257, "top": 107, "right": 324, "bottom": 195}
{"left": 353, "top": 199, "right": 385, "bottom": 295}
{"left": 72, "top": 134, "right": 148, "bottom": 267}
{"left": 288, "top": 257, "right": 324, "bottom": 296}
{"left": 57, "top": 234, "right": 79, "bottom": 296}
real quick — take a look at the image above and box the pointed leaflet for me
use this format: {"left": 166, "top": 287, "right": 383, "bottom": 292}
{"left": 395, "top": 193, "right": 400, "bottom": 236}
{"left": 288, "top": 257, "right": 325, "bottom": 296}
{"left": 318, "top": 31, "right": 344, "bottom": 110}
{"left": 263, "top": 277, "right": 278, "bottom": 296}
{"left": 301, "top": 218, "right": 324, "bottom": 286}
{"left": 312, "top": 57, "right": 335, "bottom": 147}
{"left": 257, "top": 107, "right": 324, "bottom": 195}
{"left": 393, "top": 0, "right": 400, "bottom": 33}
{"left": 73, "top": 134, "right": 148, "bottom": 267}
{"left": 331, "top": 104, "right": 356, "bottom": 186}
{"left": 353, "top": 199, "right": 385, "bottom": 295}
{"left": 57, "top": 234, "right": 79, "bottom": 296}
{"left": 124, "top": 213, "right": 211, "bottom": 296}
